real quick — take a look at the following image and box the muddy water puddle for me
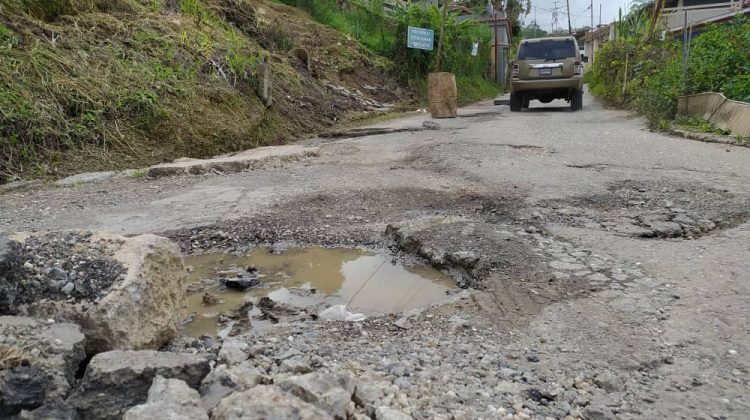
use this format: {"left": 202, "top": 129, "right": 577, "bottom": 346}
{"left": 183, "top": 247, "right": 455, "bottom": 337}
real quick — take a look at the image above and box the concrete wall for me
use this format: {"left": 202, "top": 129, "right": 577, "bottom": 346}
{"left": 678, "top": 93, "right": 750, "bottom": 137}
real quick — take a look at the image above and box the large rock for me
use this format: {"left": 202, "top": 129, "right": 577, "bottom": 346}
{"left": 199, "top": 362, "right": 267, "bottom": 410}
{"left": 124, "top": 376, "right": 208, "bottom": 420}
{"left": 0, "top": 316, "right": 86, "bottom": 402}
{"left": 212, "top": 385, "right": 329, "bottom": 420}
{"left": 68, "top": 350, "right": 211, "bottom": 419}
{"left": 31, "top": 234, "right": 188, "bottom": 353}
{"left": 279, "top": 372, "right": 355, "bottom": 419}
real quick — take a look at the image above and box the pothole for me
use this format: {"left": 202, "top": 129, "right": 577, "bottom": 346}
{"left": 541, "top": 180, "right": 750, "bottom": 239}
{"left": 182, "top": 246, "right": 455, "bottom": 337}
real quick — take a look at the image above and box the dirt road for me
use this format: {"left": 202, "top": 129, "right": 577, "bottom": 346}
{"left": 2, "top": 93, "right": 749, "bottom": 419}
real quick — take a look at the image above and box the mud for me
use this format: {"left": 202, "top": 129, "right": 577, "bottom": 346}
{"left": 182, "top": 247, "right": 454, "bottom": 337}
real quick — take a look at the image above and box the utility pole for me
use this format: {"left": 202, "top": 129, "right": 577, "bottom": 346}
{"left": 590, "top": 0, "right": 594, "bottom": 61}
{"left": 435, "top": 0, "right": 449, "bottom": 71}
{"left": 494, "top": 0, "right": 499, "bottom": 83}
{"left": 566, "top": 0, "right": 572, "bottom": 34}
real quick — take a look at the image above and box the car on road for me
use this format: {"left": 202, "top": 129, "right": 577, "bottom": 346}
{"left": 510, "top": 36, "right": 585, "bottom": 112}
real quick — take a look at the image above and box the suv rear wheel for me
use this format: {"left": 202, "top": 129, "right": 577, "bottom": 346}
{"left": 570, "top": 89, "right": 583, "bottom": 111}
{"left": 510, "top": 92, "right": 523, "bottom": 112}
{"left": 522, "top": 96, "right": 530, "bottom": 109}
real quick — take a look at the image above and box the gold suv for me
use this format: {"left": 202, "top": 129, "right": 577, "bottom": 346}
{"left": 510, "top": 36, "right": 585, "bottom": 112}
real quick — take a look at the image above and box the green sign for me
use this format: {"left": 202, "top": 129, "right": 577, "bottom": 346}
{"left": 407, "top": 26, "right": 434, "bottom": 51}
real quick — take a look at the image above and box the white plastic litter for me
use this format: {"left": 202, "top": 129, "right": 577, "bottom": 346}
{"left": 319, "top": 305, "right": 366, "bottom": 322}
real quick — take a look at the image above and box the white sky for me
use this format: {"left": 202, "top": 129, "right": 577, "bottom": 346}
{"left": 523, "top": 0, "right": 638, "bottom": 32}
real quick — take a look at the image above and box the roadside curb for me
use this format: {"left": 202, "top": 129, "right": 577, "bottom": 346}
{"left": 2, "top": 145, "right": 321, "bottom": 193}
{"left": 145, "top": 145, "right": 320, "bottom": 177}
{"left": 670, "top": 127, "right": 749, "bottom": 148}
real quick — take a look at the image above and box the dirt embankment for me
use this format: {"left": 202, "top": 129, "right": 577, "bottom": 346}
{"left": 0, "top": 0, "right": 409, "bottom": 184}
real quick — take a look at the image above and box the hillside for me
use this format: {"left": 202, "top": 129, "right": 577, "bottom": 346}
{"left": 0, "top": 0, "right": 408, "bottom": 183}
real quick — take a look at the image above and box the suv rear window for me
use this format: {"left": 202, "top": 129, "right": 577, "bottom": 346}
{"left": 519, "top": 40, "right": 577, "bottom": 60}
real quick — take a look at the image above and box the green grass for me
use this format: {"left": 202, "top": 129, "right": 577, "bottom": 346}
{"left": 674, "top": 116, "right": 730, "bottom": 136}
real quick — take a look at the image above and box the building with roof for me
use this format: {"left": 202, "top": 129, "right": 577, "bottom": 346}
{"left": 661, "top": 0, "right": 748, "bottom": 30}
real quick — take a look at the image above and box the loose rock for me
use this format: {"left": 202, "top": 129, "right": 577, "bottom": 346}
{"left": 212, "top": 385, "right": 329, "bottom": 420}
{"left": 199, "top": 362, "right": 266, "bottom": 410}
{"left": 280, "top": 371, "right": 355, "bottom": 419}
{"left": 68, "top": 350, "right": 211, "bottom": 419}
{"left": 124, "top": 376, "right": 208, "bottom": 420}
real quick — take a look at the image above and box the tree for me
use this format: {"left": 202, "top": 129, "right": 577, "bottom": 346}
{"left": 520, "top": 22, "right": 548, "bottom": 39}
{"left": 503, "top": 0, "right": 531, "bottom": 37}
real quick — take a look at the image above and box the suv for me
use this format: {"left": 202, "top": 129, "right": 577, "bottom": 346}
{"left": 510, "top": 37, "right": 585, "bottom": 112}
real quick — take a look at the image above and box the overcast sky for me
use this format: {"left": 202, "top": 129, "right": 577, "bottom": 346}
{"left": 523, "top": 1, "right": 638, "bottom": 32}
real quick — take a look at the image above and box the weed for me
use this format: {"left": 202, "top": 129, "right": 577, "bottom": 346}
{"left": 149, "top": 0, "right": 163, "bottom": 13}
{"left": 0, "top": 345, "right": 28, "bottom": 369}
{"left": 0, "top": 22, "right": 18, "bottom": 48}
{"left": 130, "top": 168, "right": 146, "bottom": 178}
{"left": 179, "top": 0, "right": 202, "bottom": 16}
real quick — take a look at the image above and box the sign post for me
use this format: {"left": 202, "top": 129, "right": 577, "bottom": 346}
{"left": 407, "top": 26, "right": 434, "bottom": 51}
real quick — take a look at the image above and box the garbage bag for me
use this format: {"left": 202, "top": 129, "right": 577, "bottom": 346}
{"left": 319, "top": 304, "right": 366, "bottom": 322}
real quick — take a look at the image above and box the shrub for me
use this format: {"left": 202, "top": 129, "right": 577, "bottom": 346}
{"left": 588, "top": 16, "right": 750, "bottom": 129}
{"left": 686, "top": 17, "right": 750, "bottom": 102}
{"left": 279, "top": 0, "right": 498, "bottom": 101}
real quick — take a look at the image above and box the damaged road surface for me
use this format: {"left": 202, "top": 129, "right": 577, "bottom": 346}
{"left": 1, "top": 92, "right": 750, "bottom": 419}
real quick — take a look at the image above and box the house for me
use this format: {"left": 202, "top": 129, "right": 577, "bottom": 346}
{"left": 456, "top": 9, "right": 512, "bottom": 86}
{"left": 661, "top": 0, "right": 746, "bottom": 30}
{"left": 578, "top": 24, "right": 611, "bottom": 67}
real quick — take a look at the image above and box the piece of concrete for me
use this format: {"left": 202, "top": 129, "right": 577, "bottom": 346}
{"left": 212, "top": 385, "right": 329, "bottom": 420}
{"left": 146, "top": 145, "right": 319, "bottom": 177}
{"left": 124, "top": 376, "right": 208, "bottom": 420}
{"left": 68, "top": 350, "right": 211, "bottom": 419}
{"left": 79, "top": 238, "right": 187, "bottom": 354}
{"left": 55, "top": 171, "right": 117, "bottom": 187}
{"left": 31, "top": 234, "right": 188, "bottom": 354}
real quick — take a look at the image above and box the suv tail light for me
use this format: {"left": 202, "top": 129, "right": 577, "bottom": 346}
{"left": 512, "top": 63, "right": 519, "bottom": 78}
{"left": 574, "top": 61, "right": 583, "bottom": 75}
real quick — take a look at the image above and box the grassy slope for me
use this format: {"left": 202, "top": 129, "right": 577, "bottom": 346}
{"left": 0, "top": 0, "right": 406, "bottom": 183}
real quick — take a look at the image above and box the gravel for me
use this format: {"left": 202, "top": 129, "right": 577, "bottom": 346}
{"left": 0, "top": 232, "right": 125, "bottom": 315}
